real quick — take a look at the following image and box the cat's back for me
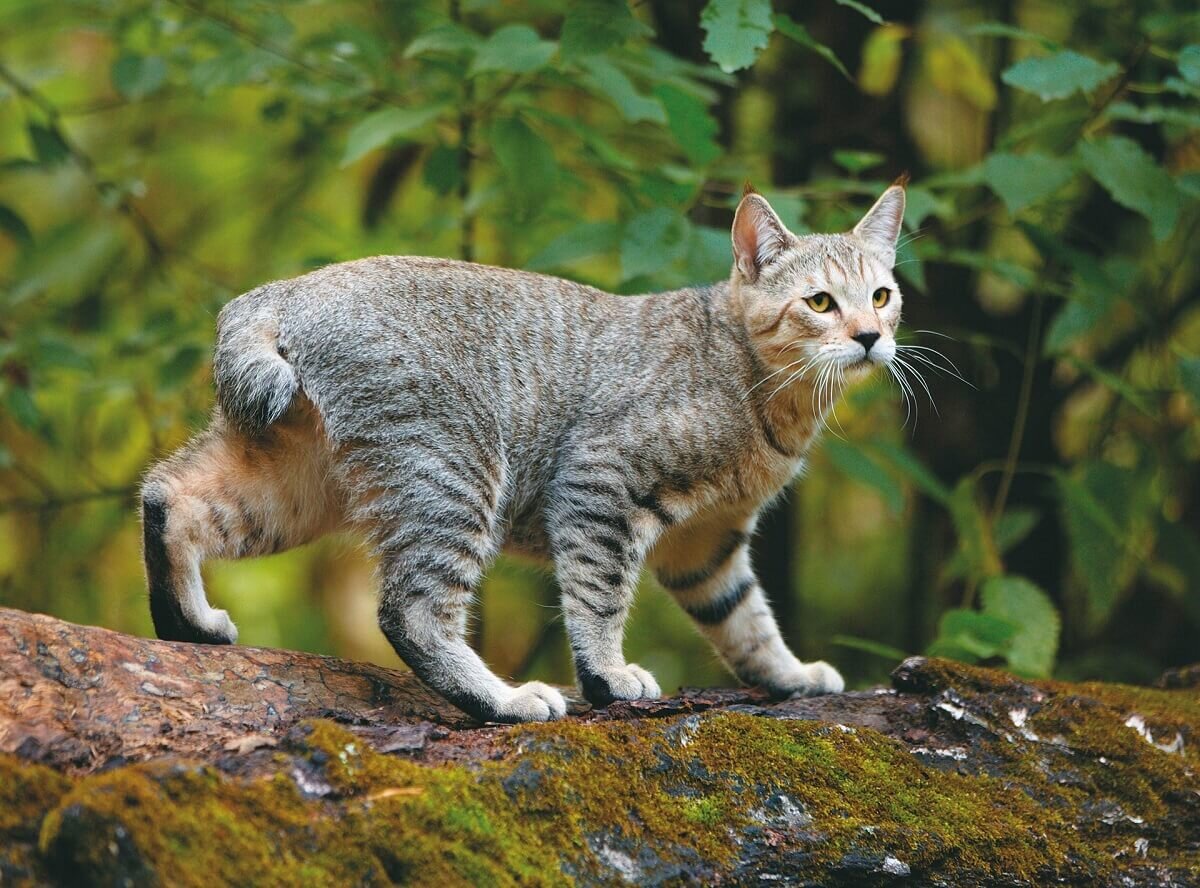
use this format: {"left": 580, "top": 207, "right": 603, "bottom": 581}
{"left": 269, "top": 255, "right": 609, "bottom": 340}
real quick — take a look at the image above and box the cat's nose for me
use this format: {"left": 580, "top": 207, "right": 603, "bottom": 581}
{"left": 852, "top": 331, "right": 880, "bottom": 355}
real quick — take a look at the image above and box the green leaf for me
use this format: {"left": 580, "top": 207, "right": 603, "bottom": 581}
{"left": 1044, "top": 300, "right": 1107, "bottom": 354}
{"left": 981, "top": 576, "right": 1059, "bottom": 677}
{"left": 701, "top": 0, "right": 774, "bottom": 73}
{"left": 948, "top": 477, "right": 1002, "bottom": 581}
{"left": 423, "top": 144, "right": 461, "bottom": 195}
{"left": 832, "top": 149, "right": 886, "bottom": 174}
{"left": 403, "top": 23, "right": 481, "bottom": 58}
{"left": 110, "top": 53, "right": 167, "bottom": 100}
{"left": 1001, "top": 50, "right": 1118, "bottom": 101}
{"left": 621, "top": 208, "right": 689, "bottom": 281}
{"left": 1057, "top": 466, "right": 1136, "bottom": 628}
{"left": 0, "top": 204, "right": 32, "bottom": 247}
{"left": 824, "top": 438, "right": 905, "bottom": 515}
{"left": 561, "top": 0, "right": 651, "bottom": 59}
{"left": 341, "top": 106, "right": 445, "bottom": 166}
{"left": 1178, "top": 44, "right": 1200, "bottom": 85}
{"left": 1079, "top": 136, "right": 1183, "bottom": 243}
{"left": 834, "top": 0, "right": 884, "bottom": 25}
{"left": 653, "top": 84, "right": 721, "bottom": 166}
{"left": 831, "top": 635, "right": 907, "bottom": 661}
{"left": 491, "top": 115, "right": 557, "bottom": 219}
{"left": 28, "top": 124, "right": 69, "bottom": 166}
{"left": 526, "top": 221, "right": 620, "bottom": 271}
{"left": 579, "top": 57, "right": 665, "bottom": 124}
{"left": 1179, "top": 356, "right": 1200, "bottom": 408}
{"left": 5, "top": 385, "right": 40, "bottom": 430}
{"left": 982, "top": 152, "right": 1076, "bottom": 215}
{"left": 931, "top": 609, "right": 1017, "bottom": 660}
{"left": 967, "top": 22, "right": 1060, "bottom": 52}
{"left": 867, "top": 440, "right": 951, "bottom": 504}
{"left": 775, "top": 13, "right": 851, "bottom": 80}
{"left": 469, "top": 24, "right": 557, "bottom": 76}
{"left": 857, "top": 23, "right": 906, "bottom": 94}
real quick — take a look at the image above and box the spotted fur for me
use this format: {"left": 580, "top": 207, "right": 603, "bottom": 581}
{"left": 141, "top": 182, "right": 907, "bottom": 723}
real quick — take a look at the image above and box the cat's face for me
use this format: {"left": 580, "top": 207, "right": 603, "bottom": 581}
{"left": 731, "top": 182, "right": 906, "bottom": 384}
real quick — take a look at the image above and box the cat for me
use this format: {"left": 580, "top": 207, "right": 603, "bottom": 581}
{"left": 140, "top": 178, "right": 907, "bottom": 724}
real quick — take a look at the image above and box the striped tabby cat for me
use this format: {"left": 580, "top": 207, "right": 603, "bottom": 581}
{"left": 141, "top": 179, "right": 907, "bottom": 723}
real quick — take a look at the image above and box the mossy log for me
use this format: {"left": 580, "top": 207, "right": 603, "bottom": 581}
{"left": 1, "top": 607, "right": 1196, "bottom": 886}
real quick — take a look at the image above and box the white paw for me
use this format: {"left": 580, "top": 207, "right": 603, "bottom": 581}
{"left": 195, "top": 607, "right": 238, "bottom": 644}
{"left": 604, "top": 663, "right": 662, "bottom": 701}
{"left": 785, "top": 660, "right": 845, "bottom": 697}
{"left": 495, "top": 681, "right": 568, "bottom": 723}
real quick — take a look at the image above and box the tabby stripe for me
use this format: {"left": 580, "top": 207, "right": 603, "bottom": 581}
{"left": 563, "top": 480, "right": 626, "bottom": 503}
{"left": 562, "top": 588, "right": 622, "bottom": 619}
{"left": 685, "top": 578, "right": 754, "bottom": 625}
{"left": 658, "top": 531, "right": 748, "bottom": 591}
{"left": 629, "top": 487, "right": 673, "bottom": 526}
{"left": 566, "top": 509, "right": 630, "bottom": 538}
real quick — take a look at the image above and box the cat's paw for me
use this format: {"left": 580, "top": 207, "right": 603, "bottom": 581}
{"left": 492, "top": 681, "right": 568, "bottom": 723}
{"left": 766, "top": 660, "right": 845, "bottom": 699}
{"left": 579, "top": 663, "right": 661, "bottom": 708}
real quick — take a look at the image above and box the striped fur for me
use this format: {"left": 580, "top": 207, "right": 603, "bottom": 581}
{"left": 141, "top": 184, "right": 907, "bottom": 723}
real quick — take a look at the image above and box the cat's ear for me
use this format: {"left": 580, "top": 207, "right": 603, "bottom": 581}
{"left": 732, "top": 186, "right": 792, "bottom": 283}
{"left": 853, "top": 175, "right": 907, "bottom": 265}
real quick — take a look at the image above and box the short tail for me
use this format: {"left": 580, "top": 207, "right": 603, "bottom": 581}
{"left": 213, "top": 290, "right": 298, "bottom": 434}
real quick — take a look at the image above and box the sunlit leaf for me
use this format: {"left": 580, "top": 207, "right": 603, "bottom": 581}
{"left": 832, "top": 150, "right": 886, "bottom": 174}
{"left": 981, "top": 576, "right": 1059, "bottom": 677}
{"left": 968, "top": 22, "right": 1060, "bottom": 52}
{"left": 858, "top": 24, "right": 907, "bottom": 95}
{"left": 983, "top": 152, "right": 1076, "bottom": 214}
{"left": 469, "top": 25, "right": 557, "bottom": 76}
{"left": 926, "top": 35, "right": 997, "bottom": 110}
{"left": 867, "top": 440, "right": 951, "bottom": 504}
{"left": 1001, "top": 50, "right": 1118, "bottom": 101}
{"left": 701, "top": 0, "right": 773, "bottom": 73}
{"left": 1079, "top": 135, "right": 1183, "bottom": 242}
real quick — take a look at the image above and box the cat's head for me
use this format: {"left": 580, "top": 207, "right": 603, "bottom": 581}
{"left": 730, "top": 179, "right": 906, "bottom": 383}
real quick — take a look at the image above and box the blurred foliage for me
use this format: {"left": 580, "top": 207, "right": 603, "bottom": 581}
{"left": 0, "top": 0, "right": 1197, "bottom": 691}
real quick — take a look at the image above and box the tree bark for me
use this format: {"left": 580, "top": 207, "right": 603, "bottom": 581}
{"left": 1, "top": 607, "right": 1196, "bottom": 887}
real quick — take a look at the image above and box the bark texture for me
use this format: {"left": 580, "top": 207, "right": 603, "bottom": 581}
{"left": 1, "top": 606, "right": 1196, "bottom": 886}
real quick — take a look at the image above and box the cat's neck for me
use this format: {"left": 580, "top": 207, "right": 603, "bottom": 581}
{"left": 649, "top": 279, "right": 842, "bottom": 459}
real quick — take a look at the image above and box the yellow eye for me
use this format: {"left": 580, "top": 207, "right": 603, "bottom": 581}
{"left": 806, "top": 292, "right": 834, "bottom": 313}
{"left": 873, "top": 287, "right": 891, "bottom": 308}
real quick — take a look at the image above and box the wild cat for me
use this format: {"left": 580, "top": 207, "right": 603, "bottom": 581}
{"left": 141, "top": 179, "right": 908, "bottom": 724}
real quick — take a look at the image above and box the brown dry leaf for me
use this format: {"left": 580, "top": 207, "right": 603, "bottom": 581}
{"left": 365, "top": 787, "right": 424, "bottom": 802}
{"left": 223, "top": 734, "right": 278, "bottom": 754}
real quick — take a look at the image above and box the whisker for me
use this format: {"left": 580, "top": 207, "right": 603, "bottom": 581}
{"left": 892, "top": 355, "right": 938, "bottom": 417}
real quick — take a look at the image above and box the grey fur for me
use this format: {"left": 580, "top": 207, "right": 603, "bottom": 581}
{"left": 141, "top": 185, "right": 908, "bottom": 723}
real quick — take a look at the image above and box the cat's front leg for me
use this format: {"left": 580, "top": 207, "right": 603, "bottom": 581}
{"left": 549, "top": 473, "right": 662, "bottom": 708}
{"left": 658, "top": 530, "right": 844, "bottom": 698}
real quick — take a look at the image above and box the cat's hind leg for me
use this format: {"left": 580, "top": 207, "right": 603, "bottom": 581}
{"left": 358, "top": 437, "right": 566, "bottom": 724}
{"left": 141, "top": 406, "right": 340, "bottom": 644}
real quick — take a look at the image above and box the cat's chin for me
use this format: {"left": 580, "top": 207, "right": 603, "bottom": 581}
{"left": 842, "top": 358, "right": 878, "bottom": 381}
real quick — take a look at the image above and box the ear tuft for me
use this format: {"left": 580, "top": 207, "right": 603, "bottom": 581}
{"left": 742, "top": 180, "right": 758, "bottom": 198}
{"left": 732, "top": 192, "right": 791, "bottom": 283}
{"left": 852, "top": 182, "right": 906, "bottom": 265}
{"left": 892, "top": 171, "right": 910, "bottom": 188}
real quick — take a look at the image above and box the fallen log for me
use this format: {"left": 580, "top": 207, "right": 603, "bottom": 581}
{"left": 1, "top": 607, "right": 1196, "bottom": 886}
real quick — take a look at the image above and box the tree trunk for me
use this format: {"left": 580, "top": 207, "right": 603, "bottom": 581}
{"left": 1, "top": 607, "right": 1195, "bottom": 886}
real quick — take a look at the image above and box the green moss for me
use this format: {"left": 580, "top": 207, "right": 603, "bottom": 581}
{"left": 4, "top": 665, "right": 1198, "bottom": 885}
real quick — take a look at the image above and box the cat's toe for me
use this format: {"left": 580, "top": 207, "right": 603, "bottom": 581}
{"left": 787, "top": 661, "right": 845, "bottom": 697}
{"left": 579, "top": 663, "right": 661, "bottom": 707}
{"left": 495, "top": 681, "right": 568, "bottom": 723}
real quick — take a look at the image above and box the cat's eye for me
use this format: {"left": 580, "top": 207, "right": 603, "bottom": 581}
{"left": 872, "top": 287, "right": 891, "bottom": 309}
{"left": 806, "top": 292, "right": 834, "bottom": 313}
